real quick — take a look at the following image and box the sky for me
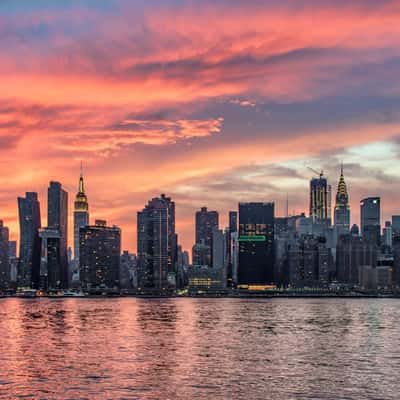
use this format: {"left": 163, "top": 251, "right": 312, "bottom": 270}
{"left": 1, "top": 0, "right": 400, "bottom": 254}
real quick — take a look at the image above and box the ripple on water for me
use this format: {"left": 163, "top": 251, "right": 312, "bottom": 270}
{"left": 0, "top": 298, "right": 399, "bottom": 400}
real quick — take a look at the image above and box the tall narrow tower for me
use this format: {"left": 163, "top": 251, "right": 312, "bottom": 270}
{"left": 334, "top": 164, "right": 350, "bottom": 235}
{"left": 74, "top": 163, "right": 89, "bottom": 266}
{"left": 309, "top": 171, "right": 331, "bottom": 224}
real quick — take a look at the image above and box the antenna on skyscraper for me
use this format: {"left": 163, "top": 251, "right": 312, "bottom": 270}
{"left": 286, "top": 193, "right": 289, "bottom": 218}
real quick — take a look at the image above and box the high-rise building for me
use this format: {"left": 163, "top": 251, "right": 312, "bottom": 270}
{"left": 238, "top": 202, "right": 275, "bottom": 286}
{"left": 17, "top": 192, "right": 41, "bottom": 288}
{"left": 229, "top": 211, "right": 238, "bottom": 234}
{"left": 309, "top": 172, "right": 331, "bottom": 224}
{"left": 47, "top": 181, "right": 69, "bottom": 288}
{"left": 8, "top": 241, "right": 17, "bottom": 284}
{"left": 360, "top": 197, "right": 380, "bottom": 246}
{"left": 392, "top": 216, "right": 400, "bottom": 237}
{"left": 212, "top": 228, "right": 227, "bottom": 270}
{"left": 334, "top": 165, "right": 350, "bottom": 235}
{"left": 0, "top": 221, "right": 10, "bottom": 289}
{"left": 383, "top": 221, "right": 393, "bottom": 249}
{"left": 192, "top": 241, "right": 210, "bottom": 266}
{"left": 227, "top": 211, "right": 238, "bottom": 286}
{"left": 336, "top": 234, "right": 377, "bottom": 285}
{"left": 137, "top": 194, "right": 177, "bottom": 290}
{"left": 194, "top": 207, "right": 219, "bottom": 267}
{"left": 79, "top": 220, "right": 121, "bottom": 289}
{"left": 38, "top": 228, "right": 61, "bottom": 290}
{"left": 74, "top": 165, "right": 89, "bottom": 268}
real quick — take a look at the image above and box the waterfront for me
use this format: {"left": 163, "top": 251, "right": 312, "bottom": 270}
{"left": 0, "top": 298, "right": 399, "bottom": 399}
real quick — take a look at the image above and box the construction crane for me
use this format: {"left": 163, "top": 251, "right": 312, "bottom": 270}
{"left": 307, "top": 166, "right": 324, "bottom": 178}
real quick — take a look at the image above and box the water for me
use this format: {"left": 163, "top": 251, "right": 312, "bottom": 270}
{"left": 0, "top": 298, "right": 399, "bottom": 400}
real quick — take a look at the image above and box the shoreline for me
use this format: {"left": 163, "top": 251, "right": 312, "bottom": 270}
{"left": 1, "top": 293, "right": 399, "bottom": 299}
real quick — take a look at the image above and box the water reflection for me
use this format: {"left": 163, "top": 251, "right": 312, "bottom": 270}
{"left": 0, "top": 298, "right": 399, "bottom": 399}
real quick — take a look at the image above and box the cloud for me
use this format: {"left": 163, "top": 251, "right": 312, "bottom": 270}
{"left": 1, "top": 1, "right": 400, "bottom": 252}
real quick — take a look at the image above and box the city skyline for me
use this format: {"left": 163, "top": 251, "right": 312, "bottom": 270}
{"left": 1, "top": 1, "right": 400, "bottom": 253}
{"left": 0, "top": 164, "right": 396, "bottom": 255}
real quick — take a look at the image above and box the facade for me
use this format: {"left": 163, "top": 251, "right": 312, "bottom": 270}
{"left": 73, "top": 167, "right": 89, "bottom": 271}
{"left": 47, "top": 181, "right": 69, "bottom": 288}
{"left": 137, "top": 194, "right": 177, "bottom": 290}
{"left": 17, "top": 192, "right": 41, "bottom": 288}
{"left": 120, "top": 251, "right": 137, "bottom": 289}
{"left": 238, "top": 202, "right": 275, "bottom": 286}
{"left": 392, "top": 236, "right": 400, "bottom": 289}
{"left": 0, "top": 221, "right": 10, "bottom": 289}
{"left": 194, "top": 207, "right": 219, "bottom": 267}
{"left": 212, "top": 228, "right": 227, "bottom": 270}
{"left": 383, "top": 221, "right": 393, "bottom": 249}
{"left": 309, "top": 173, "right": 331, "bottom": 224}
{"left": 8, "top": 241, "right": 17, "bottom": 284}
{"left": 334, "top": 165, "right": 350, "bottom": 235}
{"left": 336, "top": 234, "right": 377, "bottom": 285}
{"left": 360, "top": 197, "right": 380, "bottom": 246}
{"left": 227, "top": 211, "right": 238, "bottom": 286}
{"left": 392, "top": 215, "right": 400, "bottom": 237}
{"left": 79, "top": 220, "right": 121, "bottom": 289}
{"left": 188, "top": 265, "right": 226, "bottom": 291}
{"left": 38, "top": 228, "right": 61, "bottom": 290}
{"left": 192, "top": 242, "right": 210, "bottom": 266}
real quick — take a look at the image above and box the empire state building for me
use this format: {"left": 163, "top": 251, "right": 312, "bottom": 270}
{"left": 334, "top": 164, "right": 350, "bottom": 235}
{"left": 74, "top": 165, "right": 89, "bottom": 266}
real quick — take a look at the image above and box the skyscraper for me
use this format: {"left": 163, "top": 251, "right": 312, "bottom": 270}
{"left": 334, "top": 165, "right": 350, "bottom": 235}
{"left": 47, "top": 181, "right": 68, "bottom": 288}
{"left": 229, "top": 211, "right": 238, "bottom": 234}
{"left": 194, "top": 207, "right": 219, "bottom": 267}
{"left": 238, "top": 202, "right": 275, "bottom": 286}
{"left": 79, "top": 220, "right": 121, "bottom": 290}
{"left": 360, "top": 197, "right": 380, "bottom": 246}
{"left": 17, "top": 192, "right": 41, "bottom": 288}
{"left": 309, "top": 172, "right": 331, "bottom": 224}
{"left": 137, "top": 194, "right": 177, "bottom": 290}
{"left": 74, "top": 165, "right": 89, "bottom": 266}
{"left": 0, "top": 221, "right": 10, "bottom": 289}
{"left": 38, "top": 228, "right": 61, "bottom": 290}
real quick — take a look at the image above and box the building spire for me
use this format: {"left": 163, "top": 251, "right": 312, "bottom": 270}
{"left": 336, "top": 163, "right": 348, "bottom": 201}
{"left": 79, "top": 161, "right": 84, "bottom": 194}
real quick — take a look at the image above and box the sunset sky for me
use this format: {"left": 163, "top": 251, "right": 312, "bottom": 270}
{"left": 1, "top": 0, "right": 400, "bottom": 253}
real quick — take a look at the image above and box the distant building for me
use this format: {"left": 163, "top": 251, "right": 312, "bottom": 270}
{"left": 360, "top": 197, "right": 380, "bottom": 247}
{"left": 287, "top": 235, "right": 332, "bottom": 288}
{"left": 9, "top": 241, "right": 18, "bottom": 284}
{"left": 383, "top": 221, "right": 392, "bottom": 249}
{"left": 73, "top": 165, "right": 89, "bottom": 275}
{"left": 79, "top": 220, "right": 121, "bottom": 289}
{"left": 238, "top": 202, "right": 275, "bottom": 286}
{"left": 38, "top": 228, "right": 61, "bottom": 290}
{"left": 392, "top": 236, "right": 400, "bottom": 289}
{"left": 212, "top": 228, "right": 227, "bottom": 269}
{"left": 192, "top": 241, "right": 210, "bottom": 266}
{"left": 194, "top": 207, "right": 218, "bottom": 267}
{"left": 0, "top": 221, "right": 10, "bottom": 289}
{"left": 120, "top": 251, "right": 137, "bottom": 289}
{"left": 392, "top": 215, "right": 400, "bottom": 237}
{"left": 227, "top": 211, "right": 238, "bottom": 286}
{"left": 336, "top": 234, "right": 377, "bottom": 285}
{"left": 188, "top": 265, "right": 226, "bottom": 292}
{"left": 334, "top": 165, "right": 350, "bottom": 236}
{"left": 137, "top": 194, "right": 177, "bottom": 290}
{"left": 309, "top": 172, "right": 331, "bottom": 224}
{"left": 17, "top": 192, "right": 41, "bottom": 288}
{"left": 47, "top": 181, "right": 69, "bottom": 288}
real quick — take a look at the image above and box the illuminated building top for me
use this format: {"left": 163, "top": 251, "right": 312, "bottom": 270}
{"left": 74, "top": 163, "right": 89, "bottom": 213}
